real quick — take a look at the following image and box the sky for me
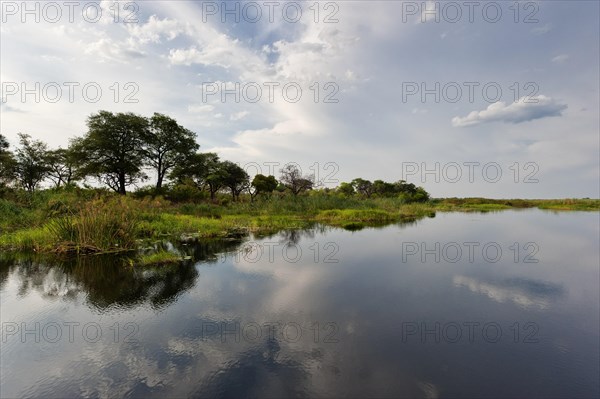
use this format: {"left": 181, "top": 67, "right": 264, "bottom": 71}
{"left": 1, "top": 0, "right": 599, "bottom": 198}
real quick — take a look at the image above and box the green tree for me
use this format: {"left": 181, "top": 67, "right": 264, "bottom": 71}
{"left": 14, "top": 133, "right": 50, "bottom": 193}
{"left": 372, "top": 180, "right": 396, "bottom": 197}
{"left": 279, "top": 164, "right": 314, "bottom": 196}
{"left": 76, "top": 111, "right": 149, "bottom": 194}
{"left": 170, "top": 152, "right": 224, "bottom": 201}
{"left": 337, "top": 182, "right": 355, "bottom": 196}
{"left": 250, "top": 174, "right": 278, "bottom": 201}
{"left": 45, "top": 147, "right": 79, "bottom": 188}
{"left": 144, "top": 113, "right": 199, "bottom": 191}
{"left": 0, "top": 134, "right": 16, "bottom": 188}
{"left": 221, "top": 161, "right": 249, "bottom": 201}
{"left": 351, "top": 178, "right": 374, "bottom": 198}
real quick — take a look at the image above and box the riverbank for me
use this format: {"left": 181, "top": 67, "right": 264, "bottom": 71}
{"left": 0, "top": 191, "right": 598, "bottom": 256}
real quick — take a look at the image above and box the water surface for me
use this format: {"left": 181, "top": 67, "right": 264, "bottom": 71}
{"left": 1, "top": 210, "right": 599, "bottom": 398}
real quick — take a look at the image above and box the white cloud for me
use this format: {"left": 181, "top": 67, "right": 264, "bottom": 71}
{"left": 230, "top": 111, "right": 249, "bottom": 121}
{"left": 531, "top": 24, "right": 552, "bottom": 35}
{"left": 188, "top": 104, "right": 215, "bottom": 113}
{"left": 126, "top": 15, "right": 183, "bottom": 43}
{"left": 552, "top": 54, "right": 569, "bottom": 63}
{"left": 452, "top": 96, "right": 568, "bottom": 127}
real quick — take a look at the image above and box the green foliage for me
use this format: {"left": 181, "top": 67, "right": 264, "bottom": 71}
{"left": 220, "top": 161, "right": 249, "bottom": 201}
{"left": 14, "top": 133, "right": 50, "bottom": 193}
{"left": 170, "top": 152, "right": 224, "bottom": 200}
{"left": 337, "top": 182, "right": 355, "bottom": 196}
{"left": 251, "top": 174, "right": 278, "bottom": 200}
{"left": 137, "top": 250, "right": 182, "bottom": 266}
{"left": 0, "top": 134, "right": 16, "bottom": 190}
{"left": 46, "top": 197, "right": 140, "bottom": 253}
{"left": 74, "top": 110, "right": 149, "bottom": 194}
{"left": 45, "top": 147, "right": 79, "bottom": 188}
{"left": 351, "top": 178, "right": 375, "bottom": 197}
{"left": 144, "top": 113, "right": 199, "bottom": 190}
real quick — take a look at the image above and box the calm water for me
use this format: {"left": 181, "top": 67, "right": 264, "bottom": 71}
{"left": 1, "top": 210, "right": 599, "bottom": 398}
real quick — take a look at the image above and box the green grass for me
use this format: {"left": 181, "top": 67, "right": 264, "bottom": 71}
{"left": 46, "top": 198, "right": 140, "bottom": 254}
{"left": 137, "top": 250, "right": 182, "bottom": 266}
{"left": 0, "top": 189, "right": 598, "bottom": 255}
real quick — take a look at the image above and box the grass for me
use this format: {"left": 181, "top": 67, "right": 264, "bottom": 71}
{"left": 0, "top": 189, "right": 598, "bottom": 255}
{"left": 137, "top": 250, "right": 182, "bottom": 266}
{"left": 46, "top": 198, "right": 140, "bottom": 254}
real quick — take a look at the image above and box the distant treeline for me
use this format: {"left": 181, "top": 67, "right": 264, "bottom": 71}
{"left": 0, "top": 111, "right": 429, "bottom": 203}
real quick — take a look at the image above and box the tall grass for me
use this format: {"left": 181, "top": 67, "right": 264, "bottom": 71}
{"left": 47, "top": 198, "right": 140, "bottom": 253}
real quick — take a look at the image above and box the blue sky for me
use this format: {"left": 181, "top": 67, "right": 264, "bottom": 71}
{"left": 1, "top": 1, "right": 598, "bottom": 198}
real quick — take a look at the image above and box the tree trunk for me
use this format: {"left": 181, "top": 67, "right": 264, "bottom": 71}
{"left": 118, "top": 173, "right": 127, "bottom": 195}
{"left": 156, "top": 158, "right": 163, "bottom": 190}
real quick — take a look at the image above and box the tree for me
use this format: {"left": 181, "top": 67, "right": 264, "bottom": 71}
{"left": 45, "top": 147, "right": 79, "bottom": 188}
{"left": 75, "top": 111, "right": 149, "bottom": 194}
{"left": 279, "top": 164, "right": 314, "bottom": 196}
{"left": 250, "top": 174, "right": 278, "bottom": 201}
{"left": 170, "top": 152, "right": 224, "bottom": 201}
{"left": 351, "top": 178, "right": 374, "bottom": 198}
{"left": 0, "top": 134, "right": 16, "bottom": 188}
{"left": 221, "top": 161, "right": 249, "bottom": 201}
{"left": 14, "top": 133, "right": 50, "bottom": 193}
{"left": 373, "top": 179, "right": 396, "bottom": 197}
{"left": 144, "top": 113, "right": 199, "bottom": 191}
{"left": 337, "top": 182, "right": 355, "bottom": 196}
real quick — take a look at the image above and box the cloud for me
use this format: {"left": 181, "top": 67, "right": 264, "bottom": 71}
{"left": 230, "top": 111, "right": 250, "bottom": 121}
{"left": 452, "top": 95, "right": 568, "bottom": 127}
{"left": 453, "top": 275, "right": 564, "bottom": 310}
{"left": 552, "top": 54, "right": 569, "bottom": 63}
{"left": 0, "top": 104, "right": 26, "bottom": 113}
{"left": 126, "top": 15, "right": 183, "bottom": 43}
{"left": 188, "top": 104, "right": 215, "bottom": 113}
{"left": 531, "top": 24, "right": 552, "bottom": 35}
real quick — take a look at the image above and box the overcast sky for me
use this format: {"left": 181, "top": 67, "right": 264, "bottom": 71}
{"left": 1, "top": 0, "right": 598, "bottom": 198}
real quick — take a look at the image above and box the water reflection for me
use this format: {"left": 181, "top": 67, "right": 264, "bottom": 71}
{"left": 1, "top": 211, "right": 598, "bottom": 398}
{"left": 453, "top": 275, "right": 565, "bottom": 310}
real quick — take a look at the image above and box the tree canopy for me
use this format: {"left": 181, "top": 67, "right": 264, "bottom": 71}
{"left": 0, "top": 111, "right": 430, "bottom": 203}
{"left": 75, "top": 111, "right": 149, "bottom": 194}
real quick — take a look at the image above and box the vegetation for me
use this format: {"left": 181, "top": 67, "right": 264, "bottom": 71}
{"left": 0, "top": 186, "right": 597, "bottom": 255}
{"left": 0, "top": 112, "right": 598, "bottom": 256}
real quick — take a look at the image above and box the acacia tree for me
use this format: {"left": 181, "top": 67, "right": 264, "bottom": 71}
{"left": 351, "top": 178, "right": 375, "bottom": 198}
{"left": 75, "top": 111, "right": 149, "bottom": 194}
{"left": 170, "top": 152, "right": 225, "bottom": 201}
{"left": 279, "top": 164, "right": 314, "bottom": 196}
{"left": 220, "top": 161, "right": 249, "bottom": 201}
{"left": 144, "top": 113, "right": 199, "bottom": 191}
{"left": 14, "top": 133, "right": 50, "bottom": 193}
{"left": 46, "top": 147, "right": 79, "bottom": 188}
{"left": 0, "top": 134, "right": 16, "bottom": 188}
{"left": 337, "top": 182, "right": 355, "bottom": 196}
{"left": 249, "top": 174, "right": 278, "bottom": 201}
